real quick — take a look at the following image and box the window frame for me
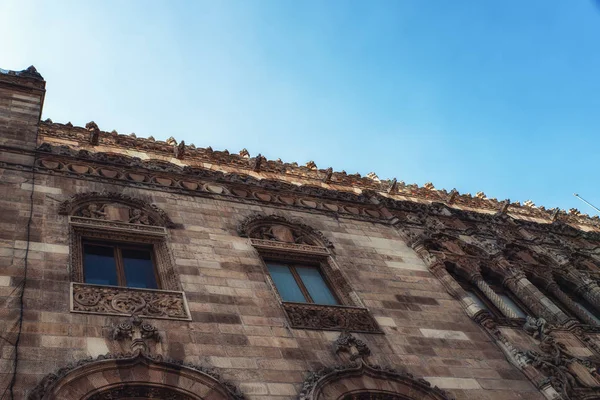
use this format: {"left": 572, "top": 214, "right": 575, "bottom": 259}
{"left": 82, "top": 239, "right": 160, "bottom": 289}
{"left": 265, "top": 260, "right": 341, "bottom": 305}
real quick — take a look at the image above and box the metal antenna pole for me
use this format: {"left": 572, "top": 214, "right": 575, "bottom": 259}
{"left": 574, "top": 193, "right": 600, "bottom": 213}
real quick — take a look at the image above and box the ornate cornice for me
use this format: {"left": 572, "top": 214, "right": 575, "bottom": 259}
{"left": 36, "top": 121, "right": 600, "bottom": 230}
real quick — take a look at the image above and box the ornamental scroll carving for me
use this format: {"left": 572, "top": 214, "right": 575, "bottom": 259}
{"left": 59, "top": 191, "right": 176, "bottom": 228}
{"left": 282, "top": 303, "right": 382, "bottom": 333}
{"left": 238, "top": 214, "right": 334, "bottom": 249}
{"left": 71, "top": 283, "right": 190, "bottom": 320}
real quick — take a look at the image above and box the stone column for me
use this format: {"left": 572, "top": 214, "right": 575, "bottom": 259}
{"left": 470, "top": 274, "right": 520, "bottom": 319}
{"left": 546, "top": 282, "right": 598, "bottom": 326}
{"left": 495, "top": 256, "right": 570, "bottom": 325}
{"left": 578, "top": 281, "right": 600, "bottom": 313}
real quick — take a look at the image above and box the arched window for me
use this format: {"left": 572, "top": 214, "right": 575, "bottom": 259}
{"left": 299, "top": 361, "right": 454, "bottom": 400}
{"left": 28, "top": 351, "right": 245, "bottom": 400}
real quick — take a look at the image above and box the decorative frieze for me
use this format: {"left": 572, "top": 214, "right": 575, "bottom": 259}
{"left": 282, "top": 302, "right": 382, "bottom": 333}
{"left": 70, "top": 283, "right": 191, "bottom": 320}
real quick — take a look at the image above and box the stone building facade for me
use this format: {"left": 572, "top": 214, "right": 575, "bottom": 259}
{"left": 1, "top": 66, "right": 600, "bottom": 400}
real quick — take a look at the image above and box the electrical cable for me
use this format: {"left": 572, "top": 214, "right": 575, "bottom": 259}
{"left": 5, "top": 131, "right": 39, "bottom": 400}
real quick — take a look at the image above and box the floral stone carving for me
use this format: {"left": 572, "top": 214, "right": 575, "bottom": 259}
{"left": 282, "top": 302, "right": 382, "bottom": 333}
{"left": 71, "top": 283, "right": 190, "bottom": 320}
{"left": 335, "top": 331, "right": 371, "bottom": 361}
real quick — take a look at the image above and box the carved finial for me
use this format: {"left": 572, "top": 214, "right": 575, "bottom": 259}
{"left": 499, "top": 199, "right": 510, "bottom": 213}
{"left": 306, "top": 160, "right": 317, "bottom": 170}
{"left": 476, "top": 191, "right": 486, "bottom": 199}
{"left": 447, "top": 189, "right": 459, "bottom": 204}
{"left": 334, "top": 331, "right": 371, "bottom": 362}
{"left": 423, "top": 182, "right": 435, "bottom": 190}
{"left": 322, "top": 167, "right": 333, "bottom": 183}
{"left": 251, "top": 154, "right": 266, "bottom": 172}
{"left": 387, "top": 178, "right": 398, "bottom": 194}
{"left": 239, "top": 148, "right": 250, "bottom": 158}
{"left": 366, "top": 172, "right": 379, "bottom": 182}
{"left": 166, "top": 136, "right": 177, "bottom": 146}
{"left": 175, "top": 140, "right": 185, "bottom": 159}
{"left": 85, "top": 121, "right": 99, "bottom": 131}
{"left": 86, "top": 121, "right": 100, "bottom": 145}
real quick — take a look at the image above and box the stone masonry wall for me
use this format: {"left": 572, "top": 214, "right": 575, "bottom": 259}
{"left": 0, "top": 168, "right": 542, "bottom": 399}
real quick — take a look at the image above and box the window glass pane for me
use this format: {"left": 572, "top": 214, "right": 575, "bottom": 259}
{"left": 296, "top": 266, "right": 339, "bottom": 305}
{"left": 465, "top": 290, "right": 490, "bottom": 312}
{"left": 122, "top": 248, "right": 157, "bottom": 289}
{"left": 267, "top": 263, "right": 306, "bottom": 302}
{"left": 83, "top": 244, "right": 118, "bottom": 286}
{"left": 497, "top": 293, "right": 527, "bottom": 318}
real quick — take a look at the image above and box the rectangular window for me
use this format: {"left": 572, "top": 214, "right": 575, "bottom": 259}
{"left": 83, "top": 241, "right": 158, "bottom": 289}
{"left": 266, "top": 262, "right": 339, "bottom": 305}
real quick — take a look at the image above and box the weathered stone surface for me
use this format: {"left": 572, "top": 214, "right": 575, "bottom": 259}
{"left": 4, "top": 66, "right": 599, "bottom": 400}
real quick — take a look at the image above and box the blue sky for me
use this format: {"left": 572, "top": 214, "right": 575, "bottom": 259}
{"left": 1, "top": 1, "right": 599, "bottom": 215}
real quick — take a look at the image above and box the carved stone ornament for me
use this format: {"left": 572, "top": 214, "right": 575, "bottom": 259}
{"left": 237, "top": 213, "right": 334, "bottom": 249}
{"left": 282, "top": 302, "right": 382, "bottom": 333}
{"left": 299, "top": 359, "right": 455, "bottom": 400}
{"left": 71, "top": 283, "right": 191, "bottom": 320}
{"left": 523, "top": 316, "right": 548, "bottom": 340}
{"left": 59, "top": 191, "right": 176, "bottom": 228}
{"left": 27, "top": 350, "right": 245, "bottom": 400}
{"left": 112, "top": 315, "right": 161, "bottom": 352}
{"left": 523, "top": 334, "right": 600, "bottom": 399}
{"left": 334, "top": 331, "right": 371, "bottom": 361}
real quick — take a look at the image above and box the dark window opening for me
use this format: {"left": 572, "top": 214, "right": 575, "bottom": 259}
{"left": 266, "top": 262, "right": 339, "bottom": 305}
{"left": 83, "top": 242, "right": 158, "bottom": 289}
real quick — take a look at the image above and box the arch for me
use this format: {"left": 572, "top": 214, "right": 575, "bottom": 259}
{"left": 28, "top": 351, "right": 245, "bottom": 400}
{"left": 237, "top": 213, "right": 333, "bottom": 248}
{"left": 299, "top": 361, "right": 454, "bottom": 400}
{"left": 59, "top": 191, "right": 175, "bottom": 228}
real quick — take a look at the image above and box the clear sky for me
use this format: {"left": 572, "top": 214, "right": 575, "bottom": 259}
{"left": 1, "top": 1, "right": 599, "bottom": 215}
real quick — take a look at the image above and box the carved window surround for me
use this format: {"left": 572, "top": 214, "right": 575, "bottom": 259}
{"left": 68, "top": 215, "right": 186, "bottom": 320}
{"left": 250, "top": 240, "right": 381, "bottom": 334}
{"left": 70, "top": 282, "right": 191, "bottom": 320}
